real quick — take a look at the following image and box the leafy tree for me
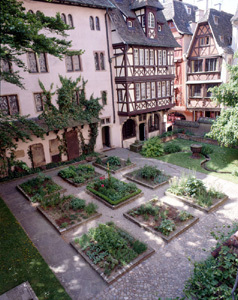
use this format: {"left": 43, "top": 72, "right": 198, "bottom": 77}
{"left": 207, "top": 55, "right": 238, "bottom": 147}
{"left": 0, "top": 0, "right": 81, "bottom": 175}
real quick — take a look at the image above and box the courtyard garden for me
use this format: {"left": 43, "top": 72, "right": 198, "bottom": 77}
{"left": 37, "top": 193, "right": 100, "bottom": 233}
{"left": 124, "top": 165, "right": 170, "bottom": 189}
{"left": 71, "top": 222, "right": 154, "bottom": 284}
{"left": 124, "top": 199, "right": 198, "bottom": 242}
{"left": 156, "top": 138, "right": 238, "bottom": 184}
{"left": 93, "top": 155, "right": 135, "bottom": 173}
{"left": 58, "top": 164, "right": 101, "bottom": 187}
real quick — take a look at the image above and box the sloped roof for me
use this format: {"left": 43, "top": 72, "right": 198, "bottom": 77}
{"left": 163, "top": 0, "right": 198, "bottom": 35}
{"left": 44, "top": 0, "right": 115, "bottom": 9}
{"left": 109, "top": 0, "right": 180, "bottom": 48}
{"left": 130, "top": 0, "right": 164, "bottom": 10}
{"left": 199, "top": 9, "right": 233, "bottom": 54}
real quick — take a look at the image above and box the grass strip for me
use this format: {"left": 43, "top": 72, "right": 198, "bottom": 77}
{"left": 0, "top": 197, "right": 71, "bottom": 300}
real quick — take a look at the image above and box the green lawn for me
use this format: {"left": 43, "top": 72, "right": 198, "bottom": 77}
{"left": 158, "top": 139, "right": 238, "bottom": 184}
{"left": 0, "top": 197, "right": 71, "bottom": 300}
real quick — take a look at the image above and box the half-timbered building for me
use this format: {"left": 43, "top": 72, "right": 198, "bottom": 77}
{"left": 109, "top": 0, "right": 180, "bottom": 147}
{"left": 163, "top": 0, "right": 198, "bottom": 123}
{"left": 186, "top": 9, "right": 234, "bottom": 121}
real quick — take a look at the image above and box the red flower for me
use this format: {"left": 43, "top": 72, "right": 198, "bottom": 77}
{"left": 100, "top": 176, "right": 105, "bottom": 180}
{"left": 101, "top": 184, "right": 104, "bottom": 187}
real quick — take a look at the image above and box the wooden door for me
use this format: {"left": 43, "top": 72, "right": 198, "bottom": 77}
{"left": 65, "top": 130, "right": 80, "bottom": 160}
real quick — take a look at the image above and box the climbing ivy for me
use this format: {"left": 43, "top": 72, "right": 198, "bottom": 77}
{"left": 39, "top": 76, "right": 102, "bottom": 154}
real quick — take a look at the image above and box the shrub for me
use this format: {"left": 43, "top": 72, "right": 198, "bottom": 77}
{"left": 132, "top": 240, "right": 147, "bottom": 254}
{"left": 106, "top": 156, "right": 121, "bottom": 166}
{"left": 163, "top": 143, "right": 182, "bottom": 154}
{"left": 95, "top": 157, "right": 102, "bottom": 164}
{"left": 136, "top": 165, "right": 161, "bottom": 180}
{"left": 70, "top": 198, "right": 85, "bottom": 210}
{"left": 157, "top": 219, "right": 175, "bottom": 236}
{"left": 141, "top": 137, "right": 164, "bottom": 157}
{"left": 178, "top": 210, "right": 192, "bottom": 221}
{"left": 85, "top": 203, "right": 98, "bottom": 215}
{"left": 201, "top": 145, "right": 213, "bottom": 156}
{"left": 232, "top": 169, "right": 238, "bottom": 177}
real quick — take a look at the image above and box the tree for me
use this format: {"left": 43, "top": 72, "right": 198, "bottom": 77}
{"left": 0, "top": 0, "right": 81, "bottom": 88}
{"left": 206, "top": 55, "right": 238, "bottom": 147}
{"left": 0, "top": 0, "right": 81, "bottom": 175}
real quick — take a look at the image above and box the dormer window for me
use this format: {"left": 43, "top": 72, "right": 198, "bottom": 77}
{"left": 219, "top": 35, "right": 224, "bottom": 42}
{"left": 158, "top": 25, "right": 162, "bottom": 32}
{"left": 213, "top": 15, "right": 219, "bottom": 25}
{"left": 185, "top": 6, "right": 191, "bottom": 15}
{"left": 128, "top": 20, "right": 133, "bottom": 28}
{"left": 148, "top": 12, "right": 155, "bottom": 28}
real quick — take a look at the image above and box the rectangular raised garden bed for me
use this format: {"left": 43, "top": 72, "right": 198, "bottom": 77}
{"left": 70, "top": 222, "right": 154, "bottom": 284}
{"left": 37, "top": 195, "right": 101, "bottom": 234}
{"left": 58, "top": 164, "right": 102, "bottom": 187}
{"left": 165, "top": 191, "right": 228, "bottom": 213}
{"left": 124, "top": 199, "right": 199, "bottom": 242}
{"left": 86, "top": 177, "right": 143, "bottom": 209}
{"left": 124, "top": 165, "right": 170, "bottom": 189}
{"left": 93, "top": 156, "right": 136, "bottom": 174}
{"left": 17, "top": 174, "right": 66, "bottom": 203}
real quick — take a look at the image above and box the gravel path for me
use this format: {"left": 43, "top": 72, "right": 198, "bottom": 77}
{"left": 1, "top": 148, "right": 237, "bottom": 300}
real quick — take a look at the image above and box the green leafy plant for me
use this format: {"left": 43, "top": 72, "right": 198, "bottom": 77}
{"left": 156, "top": 219, "right": 175, "bottom": 236}
{"left": 70, "top": 198, "right": 85, "bottom": 210}
{"left": 178, "top": 210, "right": 192, "bottom": 221}
{"left": 106, "top": 156, "right": 121, "bottom": 167}
{"left": 141, "top": 137, "right": 164, "bottom": 158}
{"left": 201, "top": 145, "right": 214, "bottom": 156}
{"left": 85, "top": 203, "right": 98, "bottom": 215}
{"left": 163, "top": 143, "right": 182, "bottom": 154}
{"left": 132, "top": 240, "right": 147, "bottom": 254}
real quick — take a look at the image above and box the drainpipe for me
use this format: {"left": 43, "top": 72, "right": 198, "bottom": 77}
{"left": 105, "top": 9, "right": 116, "bottom": 124}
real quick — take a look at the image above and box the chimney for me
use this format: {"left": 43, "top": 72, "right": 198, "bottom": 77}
{"left": 214, "top": 3, "right": 222, "bottom": 11}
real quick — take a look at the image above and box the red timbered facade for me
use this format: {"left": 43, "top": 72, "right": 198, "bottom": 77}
{"left": 109, "top": 0, "right": 179, "bottom": 146}
{"left": 186, "top": 9, "right": 233, "bottom": 120}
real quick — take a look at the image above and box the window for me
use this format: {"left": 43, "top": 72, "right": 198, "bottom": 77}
{"left": 141, "top": 83, "right": 146, "bottom": 100}
{"left": 135, "top": 83, "right": 140, "bottom": 100}
{"left": 190, "top": 85, "right": 202, "bottom": 97}
{"left": 65, "top": 54, "right": 81, "bottom": 72}
{"left": 68, "top": 14, "right": 73, "bottom": 27}
{"left": 96, "top": 17, "right": 100, "bottom": 30}
{"left": 187, "top": 7, "right": 191, "bottom": 14}
{"left": 219, "top": 35, "right": 224, "bottom": 42}
{"left": 158, "top": 25, "right": 162, "bottom": 32}
{"left": 148, "top": 12, "right": 155, "bottom": 28}
{"left": 157, "top": 82, "right": 161, "bottom": 97}
{"left": 145, "top": 49, "right": 149, "bottom": 65}
{"left": 205, "top": 58, "right": 217, "bottom": 71}
{"left": 200, "top": 36, "right": 210, "bottom": 45}
{"left": 148, "top": 114, "right": 160, "bottom": 132}
{"left": 139, "top": 49, "right": 144, "bottom": 65}
{"left": 61, "top": 13, "right": 67, "bottom": 24}
{"left": 127, "top": 20, "right": 133, "bottom": 28}
{"left": 0, "top": 95, "right": 19, "bottom": 115}
{"left": 90, "top": 16, "right": 94, "bottom": 30}
{"left": 101, "top": 91, "right": 107, "bottom": 105}
{"left": 206, "top": 84, "right": 217, "bottom": 97}
{"left": 149, "top": 49, "right": 154, "bottom": 65}
{"left": 1, "top": 59, "right": 11, "bottom": 72}
{"left": 213, "top": 15, "right": 219, "bottom": 25}
{"left": 162, "top": 81, "right": 166, "bottom": 97}
{"left": 146, "top": 82, "right": 151, "bottom": 99}
{"left": 122, "top": 119, "right": 136, "bottom": 140}
{"left": 27, "top": 52, "right": 48, "bottom": 73}
{"left": 190, "top": 60, "right": 203, "bottom": 72}
{"left": 34, "top": 93, "right": 46, "bottom": 112}
{"left": 134, "top": 48, "right": 139, "bottom": 65}
{"left": 163, "top": 50, "right": 167, "bottom": 65}
{"left": 166, "top": 81, "right": 170, "bottom": 96}
{"left": 94, "top": 52, "right": 105, "bottom": 71}
{"left": 158, "top": 50, "right": 162, "bottom": 65}
{"left": 118, "top": 90, "right": 123, "bottom": 102}
{"left": 100, "top": 53, "right": 105, "bottom": 70}
{"left": 151, "top": 82, "right": 156, "bottom": 98}
{"left": 106, "top": 117, "right": 110, "bottom": 123}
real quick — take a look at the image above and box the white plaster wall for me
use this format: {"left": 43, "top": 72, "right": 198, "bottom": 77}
{"left": 1, "top": 0, "right": 122, "bottom": 160}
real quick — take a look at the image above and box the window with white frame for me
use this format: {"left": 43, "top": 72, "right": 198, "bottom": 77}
{"left": 135, "top": 83, "right": 140, "bottom": 100}
{"left": 157, "top": 82, "right": 161, "bottom": 97}
{"left": 149, "top": 49, "right": 154, "bottom": 65}
{"left": 134, "top": 48, "right": 139, "bottom": 65}
{"left": 151, "top": 82, "right": 156, "bottom": 98}
{"left": 141, "top": 82, "right": 146, "bottom": 100}
{"left": 166, "top": 81, "right": 170, "bottom": 96}
{"left": 148, "top": 12, "right": 155, "bottom": 28}
{"left": 162, "top": 50, "right": 167, "bottom": 65}
{"left": 139, "top": 49, "right": 144, "bottom": 65}
{"left": 146, "top": 82, "right": 151, "bottom": 99}
{"left": 162, "top": 81, "right": 166, "bottom": 97}
{"left": 145, "top": 49, "right": 149, "bottom": 65}
{"left": 158, "top": 50, "right": 162, "bottom": 65}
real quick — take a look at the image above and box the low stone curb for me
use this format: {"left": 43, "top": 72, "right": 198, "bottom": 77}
{"left": 0, "top": 281, "right": 38, "bottom": 300}
{"left": 93, "top": 158, "right": 136, "bottom": 174}
{"left": 58, "top": 171, "right": 102, "bottom": 187}
{"left": 70, "top": 239, "right": 155, "bottom": 285}
{"left": 124, "top": 171, "right": 170, "bottom": 190}
{"left": 165, "top": 191, "right": 229, "bottom": 213}
{"left": 86, "top": 189, "right": 143, "bottom": 210}
{"left": 124, "top": 204, "right": 199, "bottom": 243}
{"left": 37, "top": 206, "right": 102, "bottom": 234}
{"left": 16, "top": 185, "right": 67, "bottom": 204}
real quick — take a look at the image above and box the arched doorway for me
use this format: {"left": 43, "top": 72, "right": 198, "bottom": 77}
{"left": 122, "top": 119, "right": 136, "bottom": 140}
{"left": 102, "top": 126, "right": 110, "bottom": 147}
